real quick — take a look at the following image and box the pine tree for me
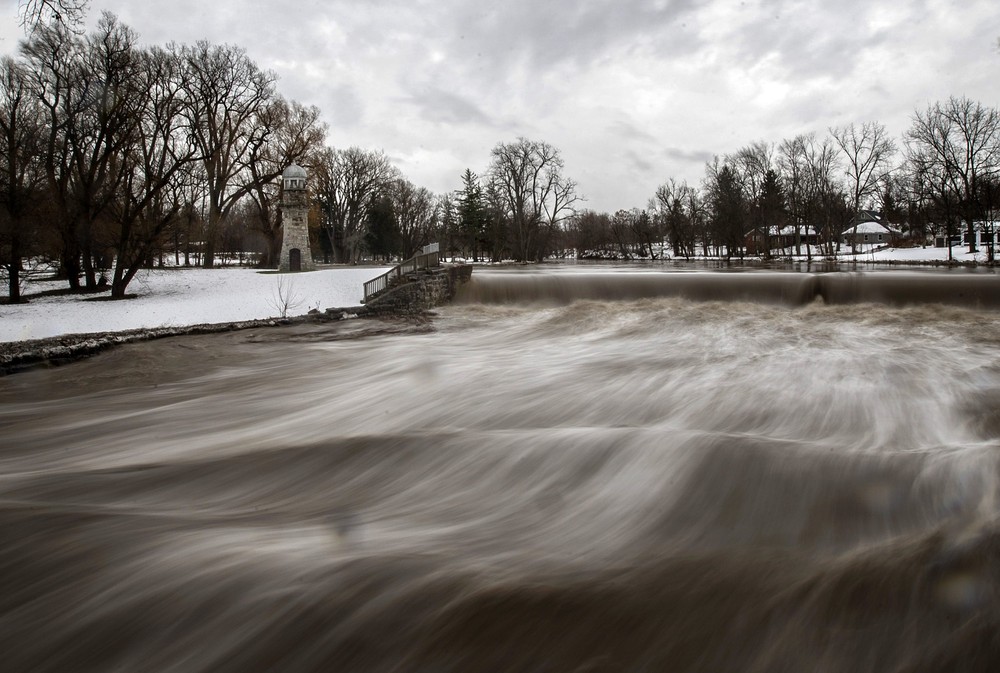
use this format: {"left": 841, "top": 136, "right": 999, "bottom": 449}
{"left": 456, "top": 168, "right": 485, "bottom": 261}
{"left": 364, "top": 194, "right": 400, "bottom": 262}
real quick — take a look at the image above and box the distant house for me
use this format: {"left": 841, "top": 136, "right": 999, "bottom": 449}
{"left": 933, "top": 221, "right": 999, "bottom": 248}
{"left": 744, "top": 227, "right": 770, "bottom": 255}
{"left": 933, "top": 231, "right": 962, "bottom": 248}
{"left": 842, "top": 221, "right": 895, "bottom": 246}
{"left": 842, "top": 212, "right": 900, "bottom": 247}
{"left": 974, "top": 221, "right": 1000, "bottom": 247}
{"left": 774, "top": 225, "right": 819, "bottom": 249}
{"left": 744, "top": 225, "right": 820, "bottom": 254}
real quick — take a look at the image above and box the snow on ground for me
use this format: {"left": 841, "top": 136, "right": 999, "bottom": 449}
{"left": 0, "top": 245, "right": 991, "bottom": 344}
{"left": 732, "top": 244, "right": 988, "bottom": 265}
{"left": 848, "top": 245, "right": 986, "bottom": 264}
{"left": 0, "top": 266, "right": 390, "bottom": 343}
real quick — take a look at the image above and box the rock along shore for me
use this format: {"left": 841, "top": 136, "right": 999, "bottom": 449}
{"left": 0, "top": 306, "right": 431, "bottom": 376}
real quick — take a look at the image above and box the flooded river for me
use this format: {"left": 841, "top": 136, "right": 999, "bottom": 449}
{"left": 2, "top": 270, "right": 1000, "bottom": 671}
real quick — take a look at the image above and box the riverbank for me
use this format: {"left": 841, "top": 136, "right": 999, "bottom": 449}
{"left": 570, "top": 243, "right": 992, "bottom": 267}
{"left": 0, "top": 309, "right": 444, "bottom": 376}
{"left": 2, "top": 256, "right": 993, "bottom": 374}
{"left": 0, "top": 265, "right": 391, "bottom": 343}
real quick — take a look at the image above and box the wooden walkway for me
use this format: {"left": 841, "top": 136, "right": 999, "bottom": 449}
{"left": 362, "top": 249, "right": 441, "bottom": 303}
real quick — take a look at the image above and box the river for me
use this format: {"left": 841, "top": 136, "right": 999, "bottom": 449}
{"left": 2, "top": 269, "right": 1000, "bottom": 671}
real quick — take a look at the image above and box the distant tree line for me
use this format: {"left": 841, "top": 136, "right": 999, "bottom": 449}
{"left": 561, "top": 99, "right": 1000, "bottom": 265}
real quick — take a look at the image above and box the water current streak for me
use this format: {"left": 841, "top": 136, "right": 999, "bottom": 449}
{"left": 2, "top": 272, "right": 1000, "bottom": 671}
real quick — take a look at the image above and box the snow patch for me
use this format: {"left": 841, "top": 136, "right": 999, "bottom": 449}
{"left": 1, "top": 266, "right": 390, "bottom": 343}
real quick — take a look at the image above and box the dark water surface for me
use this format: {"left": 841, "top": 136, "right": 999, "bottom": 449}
{"left": 3, "top": 271, "right": 1000, "bottom": 672}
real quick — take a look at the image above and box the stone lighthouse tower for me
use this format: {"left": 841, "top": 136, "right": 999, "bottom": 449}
{"left": 278, "top": 163, "right": 314, "bottom": 272}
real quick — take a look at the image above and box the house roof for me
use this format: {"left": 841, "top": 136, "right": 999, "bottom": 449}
{"left": 744, "top": 225, "right": 819, "bottom": 237}
{"left": 776, "top": 225, "right": 818, "bottom": 236}
{"left": 856, "top": 210, "right": 884, "bottom": 223}
{"left": 843, "top": 221, "right": 894, "bottom": 235}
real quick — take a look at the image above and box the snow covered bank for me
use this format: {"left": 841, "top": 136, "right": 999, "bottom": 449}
{"left": 0, "top": 266, "right": 390, "bottom": 343}
{"left": 647, "top": 244, "right": 990, "bottom": 265}
{"left": 1, "top": 249, "right": 993, "bottom": 345}
{"left": 843, "top": 245, "right": 986, "bottom": 264}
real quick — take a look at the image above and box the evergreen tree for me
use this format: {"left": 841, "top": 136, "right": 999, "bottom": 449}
{"left": 437, "top": 193, "right": 459, "bottom": 260}
{"left": 708, "top": 163, "right": 748, "bottom": 259}
{"left": 756, "top": 169, "right": 787, "bottom": 256}
{"left": 364, "top": 194, "right": 400, "bottom": 262}
{"left": 456, "top": 168, "right": 485, "bottom": 261}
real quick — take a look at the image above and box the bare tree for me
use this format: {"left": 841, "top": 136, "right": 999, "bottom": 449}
{"left": 437, "top": 192, "right": 460, "bottom": 260}
{"left": 106, "top": 45, "right": 201, "bottom": 298}
{"left": 907, "top": 148, "right": 962, "bottom": 262}
{"left": 22, "top": 14, "right": 146, "bottom": 289}
{"left": 652, "top": 178, "right": 696, "bottom": 259}
{"left": 609, "top": 209, "right": 636, "bottom": 259}
{"left": 564, "top": 210, "right": 609, "bottom": 258}
{"left": 831, "top": 121, "right": 897, "bottom": 253}
{"left": 389, "top": 178, "right": 437, "bottom": 258}
{"left": 541, "top": 170, "right": 579, "bottom": 255}
{"left": 20, "top": 22, "right": 83, "bottom": 288}
{"left": 268, "top": 274, "right": 302, "bottom": 318}
{"left": 778, "top": 135, "right": 812, "bottom": 258}
{"left": 488, "top": 137, "right": 578, "bottom": 262}
{"left": 800, "top": 134, "right": 844, "bottom": 257}
{"left": 314, "top": 146, "right": 397, "bottom": 263}
{"left": 0, "top": 57, "right": 45, "bottom": 302}
{"left": 906, "top": 97, "right": 1000, "bottom": 255}
{"left": 727, "top": 142, "right": 779, "bottom": 253}
{"left": 181, "top": 41, "right": 276, "bottom": 268}
{"left": 19, "top": 0, "right": 88, "bottom": 33}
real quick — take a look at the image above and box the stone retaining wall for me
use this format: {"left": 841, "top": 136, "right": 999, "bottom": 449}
{"left": 361, "top": 264, "right": 472, "bottom": 315}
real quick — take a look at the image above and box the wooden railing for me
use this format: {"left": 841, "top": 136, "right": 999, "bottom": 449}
{"left": 363, "top": 249, "right": 441, "bottom": 302}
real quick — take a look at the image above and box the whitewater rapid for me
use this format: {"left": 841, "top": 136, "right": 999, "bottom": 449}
{"left": 2, "top": 270, "right": 1000, "bottom": 671}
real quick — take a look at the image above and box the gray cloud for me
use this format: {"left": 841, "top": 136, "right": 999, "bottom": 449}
{"left": 662, "top": 146, "right": 714, "bottom": 165}
{"left": 402, "top": 85, "right": 494, "bottom": 126}
{"left": 612, "top": 120, "right": 659, "bottom": 144}
{"left": 626, "top": 149, "right": 656, "bottom": 174}
{"left": 4, "top": 0, "right": 996, "bottom": 212}
{"left": 324, "top": 84, "right": 366, "bottom": 130}
{"left": 440, "top": 0, "right": 704, "bottom": 86}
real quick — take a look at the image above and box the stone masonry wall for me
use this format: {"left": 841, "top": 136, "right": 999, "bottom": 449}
{"left": 278, "top": 204, "right": 314, "bottom": 272}
{"left": 363, "top": 265, "right": 472, "bottom": 315}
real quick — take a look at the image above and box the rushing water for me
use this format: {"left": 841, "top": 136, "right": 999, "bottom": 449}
{"left": 3, "top": 270, "right": 1000, "bottom": 672}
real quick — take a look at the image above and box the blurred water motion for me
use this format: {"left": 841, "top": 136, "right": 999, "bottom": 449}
{"left": 3, "top": 272, "right": 1000, "bottom": 672}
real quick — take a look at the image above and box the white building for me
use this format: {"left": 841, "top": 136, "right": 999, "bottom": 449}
{"left": 842, "top": 221, "right": 896, "bottom": 246}
{"left": 934, "top": 221, "right": 1000, "bottom": 248}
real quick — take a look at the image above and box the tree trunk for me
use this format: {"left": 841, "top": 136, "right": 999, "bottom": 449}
{"left": 111, "top": 264, "right": 127, "bottom": 298}
{"left": 61, "top": 237, "right": 82, "bottom": 291}
{"left": 82, "top": 250, "right": 97, "bottom": 289}
{"left": 202, "top": 205, "right": 222, "bottom": 268}
{"left": 7, "top": 266, "right": 19, "bottom": 303}
{"left": 79, "top": 218, "right": 98, "bottom": 289}
{"left": 202, "top": 237, "right": 216, "bottom": 268}
{"left": 5, "top": 229, "right": 21, "bottom": 303}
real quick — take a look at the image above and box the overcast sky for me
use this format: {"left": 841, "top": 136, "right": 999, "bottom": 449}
{"left": 2, "top": 0, "right": 998, "bottom": 212}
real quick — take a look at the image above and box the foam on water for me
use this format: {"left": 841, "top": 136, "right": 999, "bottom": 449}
{"left": 3, "top": 272, "right": 1000, "bottom": 671}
